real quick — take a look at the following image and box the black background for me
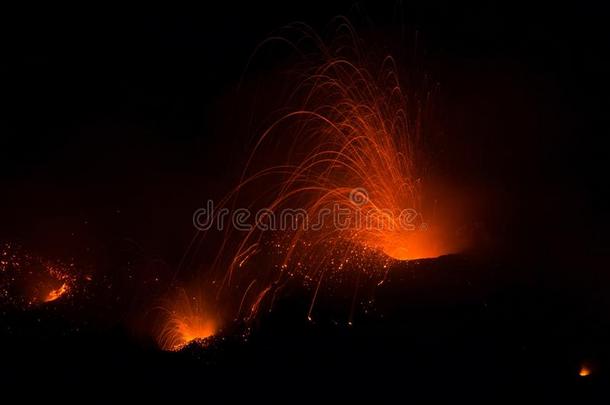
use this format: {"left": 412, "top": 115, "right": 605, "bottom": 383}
{"left": 1, "top": 1, "right": 609, "bottom": 402}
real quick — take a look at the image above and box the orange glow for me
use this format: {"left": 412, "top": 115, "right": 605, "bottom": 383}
{"left": 157, "top": 289, "right": 218, "bottom": 351}
{"left": 44, "top": 282, "right": 69, "bottom": 302}
{"left": 162, "top": 312, "right": 215, "bottom": 351}
{"left": 380, "top": 232, "right": 442, "bottom": 261}
{"left": 579, "top": 365, "right": 592, "bottom": 377}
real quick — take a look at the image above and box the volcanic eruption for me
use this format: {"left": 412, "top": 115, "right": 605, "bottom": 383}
{"left": 157, "top": 22, "right": 464, "bottom": 346}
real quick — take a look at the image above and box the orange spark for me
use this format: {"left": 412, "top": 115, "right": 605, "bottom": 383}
{"left": 579, "top": 364, "right": 592, "bottom": 377}
{"left": 0, "top": 243, "right": 77, "bottom": 307}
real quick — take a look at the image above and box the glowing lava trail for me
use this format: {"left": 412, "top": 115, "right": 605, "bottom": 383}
{"left": 43, "top": 282, "right": 69, "bottom": 303}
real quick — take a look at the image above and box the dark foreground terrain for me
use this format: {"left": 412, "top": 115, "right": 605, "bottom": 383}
{"left": 2, "top": 254, "right": 608, "bottom": 402}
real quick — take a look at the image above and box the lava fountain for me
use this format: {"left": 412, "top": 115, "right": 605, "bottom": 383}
{"left": 161, "top": 22, "right": 464, "bottom": 337}
{"left": 209, "top": 23, "right": 462, "bottom": 318}
{"left": 156, "top": 287, "right": 218, "bottom": 351}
